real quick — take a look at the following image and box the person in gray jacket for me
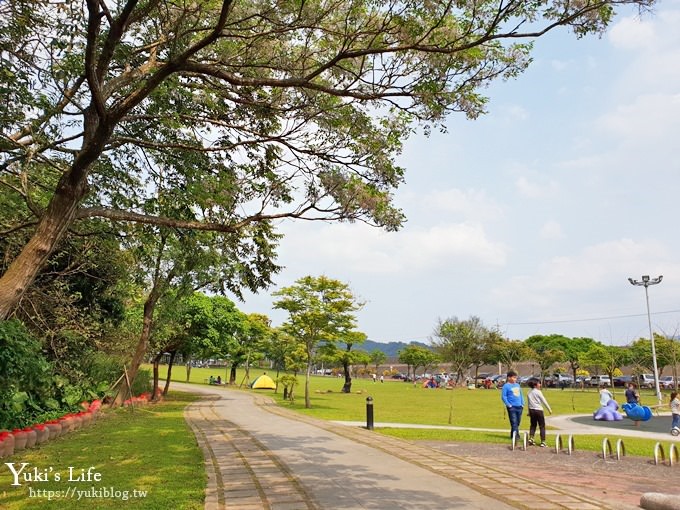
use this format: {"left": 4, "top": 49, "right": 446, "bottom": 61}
{"left": 527, "top": 378, "right": 552, "bottom": 447}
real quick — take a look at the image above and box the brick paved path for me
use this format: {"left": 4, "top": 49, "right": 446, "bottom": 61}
{"left": 178, "top": 384, "right": 651, "bottom": 510}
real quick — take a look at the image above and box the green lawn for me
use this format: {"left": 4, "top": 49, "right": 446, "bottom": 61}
{"left": 0, "top": 392, "right": 204, "bottom": 510}
{"left": 1, "top": 365, "right": 673, "bottom": 510}
{"left": 160, "top": 365, "right": 674, "bottom": 457}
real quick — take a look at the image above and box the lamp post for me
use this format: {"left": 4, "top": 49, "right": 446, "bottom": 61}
{"left": 628, "top": 275, "right": 663, "bottom": 405}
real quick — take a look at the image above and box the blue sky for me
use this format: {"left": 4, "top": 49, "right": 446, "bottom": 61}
{"left": 237, "top": 2, "right": 680, "bottom": 346}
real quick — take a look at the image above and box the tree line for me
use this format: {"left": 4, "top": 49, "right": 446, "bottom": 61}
{"left": 1, "top": 0, "right": 657, "bottom": 424}
{"left": 423, "top": 318, "right": 680, "bottom": 386}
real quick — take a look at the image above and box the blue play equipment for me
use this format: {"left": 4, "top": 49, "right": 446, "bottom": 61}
{"left": 621, "top": 402, "right": 652, "bottom": 421}
{"left": 593, "top": 399, "right": 623, "bottom": 421}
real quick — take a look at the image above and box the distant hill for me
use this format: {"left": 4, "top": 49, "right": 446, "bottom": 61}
{"left": 362, "top": 339, "right": 431, "bottom": 358}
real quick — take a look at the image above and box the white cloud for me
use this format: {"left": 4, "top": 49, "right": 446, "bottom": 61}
{"left": 424, "top": 188, "right": 504, "bottom": 221}
{"left": 608, "top": 15, "right": 657, "bottom": 50}
{"left": 490, "top": 238, "right": 679, "bottom": 311}
{"left": 515, "top": 176, "right": 559, "bottom": 198}
{"left": 280, "top": 221, "right": 508, "bottom": 275}
{"left": 596, "top": 93, "right": 680, "bottom": 141}
{"left": 550, "top": 59, "right": 570, "bottom": 71}
{"left": 502, "top": 104, "right": 529, "bottom": 121}
{"left": 540, "top": 221, "right": 564, "bottom": 240}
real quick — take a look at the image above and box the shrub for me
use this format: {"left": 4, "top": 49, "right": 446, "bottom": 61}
{"left": 0, "top": 320, "right": 57, "bottom": 428}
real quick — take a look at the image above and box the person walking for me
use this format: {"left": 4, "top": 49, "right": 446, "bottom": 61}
{"left": 501, "top": 370, "right": 524, "bottom": 441}
{"left": 526, "top": 378, "right": 552, "bottom": 447}
{"left": 599, "top": 384, "right": 613, "bottom": 407}
{"left": 670, "top": 391, "right": 680, "bottom": 436}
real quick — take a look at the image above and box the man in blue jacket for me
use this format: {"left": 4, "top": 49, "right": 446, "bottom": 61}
{"left": 501, "top": 370, "right": 524, "bottom": 440}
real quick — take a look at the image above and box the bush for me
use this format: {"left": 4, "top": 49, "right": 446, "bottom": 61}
{"left": 131, "top": 368, "right": 152, "bottom": 397}
{"left": 0, "top": 319, "right": 57, "bottom": 428}
{"left": 0, "top": 320, "right": 125, "bottom": 428}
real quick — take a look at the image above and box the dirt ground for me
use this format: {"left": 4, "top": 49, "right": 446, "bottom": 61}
{"left": 422, "top": 440, "right": 680, "bottom": 508}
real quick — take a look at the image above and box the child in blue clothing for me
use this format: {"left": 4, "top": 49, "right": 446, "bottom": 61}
{"left": 501, "top": 370, "right": 524, "bottom": 440}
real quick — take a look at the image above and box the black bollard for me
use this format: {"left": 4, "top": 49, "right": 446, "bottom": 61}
{"left": 366, "top": 396, "right": 374, "bottom": 430}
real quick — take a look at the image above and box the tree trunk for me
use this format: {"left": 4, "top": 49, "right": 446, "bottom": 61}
{"left": 229, "top": 364, "right": 237, "bottom": 385}
{"left": 305, "top": 360, "right": 311, "bottom": 408}
{"left": 0, "top": 170, "right": 89, "bottom": 318}
{"left": 114, "top": 284, "right": 162, "bottom": 406}
{"left": 152, "top": 353, "right": 161, "bottom": 401}
{"left": 163, "top": 351, "right": 176, "bottom": 396}
{"left": 342, "top": 360, "right": 352, "bottom": 393}
{"left": 0, "top": 110, "right": 112, "bottom": 319}
{"left": 185, "top": 360, "right": 192, "bottom": 382}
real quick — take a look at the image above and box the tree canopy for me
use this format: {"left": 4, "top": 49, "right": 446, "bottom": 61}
{"left": 0, "top": 0, "right": 656, "bottom": 318}
{"left": 273, "top": 275, "right": 362, "bottom": 407}
{"left": 431, "top": 316, "right": 492, "bottom": 381}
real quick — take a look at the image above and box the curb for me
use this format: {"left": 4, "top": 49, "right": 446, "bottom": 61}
{"left": 640, "top": 493, "right": 680, "bottom": 510}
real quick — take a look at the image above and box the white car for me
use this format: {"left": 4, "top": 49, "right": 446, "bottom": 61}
{"left": 659, "top": 376, "right": 677, "bottom": 390}
{"left": 588, "top": 375, "right": 612, "bottom": 387}
{"left": 638, "top": 374, "right": 656, "bottom": 389}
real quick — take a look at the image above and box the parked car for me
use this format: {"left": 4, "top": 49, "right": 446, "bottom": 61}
{"left": 613, "top": 375, "right": 634, "bottom": 387}
{"left": 574, "top": 376, "right": 588, "bottom": 386}
{"left": 545, "top": 374, "right": 573, "bottom": 388}
{"left": 588, "top": 375, "right": 612, "bottom": 387}
{"left": 659, "top": 376, "right": 677, "bottom": 389}
{"left": 490, "top": 374, "right": 506, "bottom": 386}
{"left": 637, "top": 373, "right": 656, "bottom": 389}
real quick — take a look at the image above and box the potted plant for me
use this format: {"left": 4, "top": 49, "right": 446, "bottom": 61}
{"left": 12, "top": 429, "right": 28, "bottom": 451}
{"left": 34, "top": 424, "right": 50, "bottom": 444}
{"left": 23, "top": 427, "right": 37, "bottom": 448}
{"left": 45, "top": 420, "right": 62, "bottom": 439}
{"left": 0, "top": 432, "right": 15, "bottom": 457}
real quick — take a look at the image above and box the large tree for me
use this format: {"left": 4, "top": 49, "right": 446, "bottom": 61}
{"left": 0, "top": 0, "right": 655, "bottom": 319}
{"left": 431, "top": 316, "right": 491, "bottom": 382}
{"left": 273, "top": 275, "right": 362, "bottom": 408}
{"left": 320, "top": 330, "right": 367, "bottom": 393}
{"left": 487, "top": 337, "right": 532, "bottom": 374}
{"left": 579, "top": 344, "right": 629, "bottom": 385}
{"left": 369, "top": 350, "right": 387, "bottom": 376}
{"left": 629, "top": 335, "right": 674, "bottom": 376}
{"left": 398, "top": 344, "right": 439, "bottom": 381}
{"left": 524, "top": 334, "right": 567, "bottom": 382}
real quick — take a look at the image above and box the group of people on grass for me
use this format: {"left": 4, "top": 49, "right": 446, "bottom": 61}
{"left": 208, "top": 375, "right": 222, "bottom": 385}
{"left": 501, "top": 370, "right": 680, "bottom": 445}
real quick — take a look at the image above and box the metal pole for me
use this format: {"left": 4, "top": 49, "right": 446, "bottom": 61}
{"left": 366, "top": 396, "right": 374, "bottom": 430}
{"left": 644, "top": 284, "right": 663, "bottom": 404}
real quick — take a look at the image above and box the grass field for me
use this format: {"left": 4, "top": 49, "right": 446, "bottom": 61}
{"left": 0, "top": 392, "right": 204, "bottom": 510}
{"left": 0, "top": 364, "right": 675, "bottom": 509}
{"left": 160, "top": 364, "right": 674, "bottom": 457}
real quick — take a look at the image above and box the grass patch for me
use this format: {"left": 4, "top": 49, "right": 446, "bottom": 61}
{"left": 157, "top": 365, "right": 674, "bottom": 459}
{"left": 0, "top": 392, "right": 204, "bottom": 510}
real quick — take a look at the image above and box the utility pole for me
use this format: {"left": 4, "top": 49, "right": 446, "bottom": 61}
{"left": 628, "top": 275, "right": 663, "bottom": 405}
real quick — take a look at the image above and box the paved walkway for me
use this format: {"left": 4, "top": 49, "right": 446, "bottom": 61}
{"left": 174, "top": 383, "right": 655, "bottom": 510}
{"left": 332, "top": 412, "right": 678, "bottom": 443}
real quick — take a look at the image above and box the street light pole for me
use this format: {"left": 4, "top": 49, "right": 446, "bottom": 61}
{"left": 628, "top": 275, "right": 663, "bottom": 405}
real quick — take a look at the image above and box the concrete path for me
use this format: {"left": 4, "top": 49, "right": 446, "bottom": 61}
{"left": 175, "top": 383, "right": 635, "bottom": 510}
{"left": 332, "top": 412, "right": 677, "bottom": 443}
